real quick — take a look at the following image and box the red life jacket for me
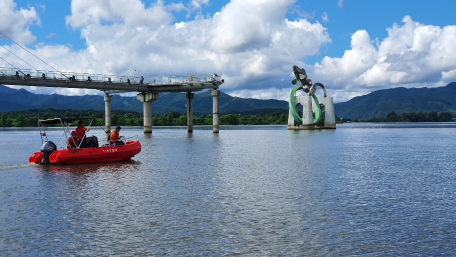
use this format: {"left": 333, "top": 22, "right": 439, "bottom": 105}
{"left": 75, "top": 126, "right": 86, "bottom": 140}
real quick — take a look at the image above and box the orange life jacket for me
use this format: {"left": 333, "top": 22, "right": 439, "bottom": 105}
{"left": 110, "top": 130, "right": 119, "bottom": 144}
{"left": 67, "top": 137, "right": 77, "bottom": 148}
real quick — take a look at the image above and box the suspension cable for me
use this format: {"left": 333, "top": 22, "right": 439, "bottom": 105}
{"left": 0, "top": 31, "right": 69, "bottom": 79}
{"left": 0, "top": 55, "right": 26, "bottom": 75}
{"left": 0, "top": 44, "right": 37, "bottom": 70}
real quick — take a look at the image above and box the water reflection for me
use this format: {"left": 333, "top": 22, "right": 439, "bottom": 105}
{"left": 33, "top": 160, "right": 141, "bottom": 175}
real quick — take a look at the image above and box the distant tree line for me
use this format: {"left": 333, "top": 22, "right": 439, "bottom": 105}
{"left": 2, "top": 108, "right": 452, "bottom": 127}
{"left": 364, "top": 111, "right": 453, "bottom": 122}
{"left": 0, "top": 108, "right": 288, "bottom": 127}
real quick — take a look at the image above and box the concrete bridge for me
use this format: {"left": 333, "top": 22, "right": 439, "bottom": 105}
{"left": 0, "top": 66, "right": 224, "bottom": 133}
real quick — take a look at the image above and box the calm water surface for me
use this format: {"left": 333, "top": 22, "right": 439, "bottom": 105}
{"left": 0, "top": 123, "right": 455, "bottom": 256}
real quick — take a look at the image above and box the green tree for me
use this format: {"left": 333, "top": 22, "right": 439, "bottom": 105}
{"left": 0, "top": 113, "right": 8, "bottom": 127}
{"left": 248, "top": 115, "right": 260, "bottom": 125}
{"left": 428, "top": 112, "right": 439, "bottom": 122}
{"left": 193, "top": 115, "right": 205, "bottom": 125}
{"left": 439, "top": 112, "right": 453, "bottom": 122}
{"left": 176, "top": 115, "right": 187, "bottom": 125}
{"left": 154, "top": 114, "right": 172, "bottom": 126}
{"left": 111, "top": 113, "right": 120, "bottom": 125}
{"left": 128, "top": 118, "right": 137, "bottom": 126}
{"left": 416, "top": 112, "right": 426, "bottom": 122}
{"left": 239, "top": 115, "right": 249, "bottom": 124}
{"left": 166, "top": 114, "right": 173, "bottom": 125}
{"left": 204, "top": 116, "right": 213, "bottom": 125}
{"left": 28, "top": 116, "right": 39, "bottom": 127}
{"left": 16, "top": 114, "right": 29, "bottom": 127}
{"left": 117, "top": 116, "right": 127, "bottom": 125}
{"left": 94, "top": 118, "right": 104, "bottom": 126}
{"left": 387, "top": 111, "right": 397, "bottom": 120}
{"left": 220, "top": 114, "right": 239, "bottom": 125}
{"left": 152, "top": 115, "right": 161, "bottom": 126}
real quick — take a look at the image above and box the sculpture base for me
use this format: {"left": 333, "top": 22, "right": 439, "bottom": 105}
{"left": 316, "top": 124, "right": 336, "bottom": 129}
{"left": 287, "top": 125, "right": 336, "bottom": 130}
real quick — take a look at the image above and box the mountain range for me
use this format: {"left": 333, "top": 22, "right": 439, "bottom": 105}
{"left": 0, "top": 85, "right": 288, "bottom": 115}
{"left": 335, "top": 82, "right": 456, "bottom": 120}
{"left": 1, "top": 82, "right": 455, "bottom": 119}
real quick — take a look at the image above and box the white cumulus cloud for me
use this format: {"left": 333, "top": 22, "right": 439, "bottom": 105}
{"left": 65, "top": 0, "right": 173, "bottom": 30}
{"left": 2, "top": 0, "right": 331, "bottom": 100}
{"left": 312, "top": 16, "right": 456, "bottom": 102}
{"left": 4, "top": 1, "right": 454, "bottom": 104}
{"left": 167, "top": 2, "right": 186, "bottom": 12}
{"left": 0, "top": 0, "right": 41, "bottom": 44}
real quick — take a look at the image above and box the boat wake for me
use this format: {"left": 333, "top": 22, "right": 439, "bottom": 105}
{"left": 0, "top": 163, "right": 35, "bottom": 171}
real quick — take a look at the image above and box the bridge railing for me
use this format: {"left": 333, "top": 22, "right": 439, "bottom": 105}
{"left": 0, "top": 67, "right": 222, "bottom": 85}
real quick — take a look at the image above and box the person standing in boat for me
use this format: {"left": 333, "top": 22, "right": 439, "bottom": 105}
{"left": 75, "top": 120, "right": 90, "bottom": 143}
{"left": 67, "top": 131, "right": 78, "bottom": 149}
{"left": 110, "top": 126, "right": 124, "bottom": 145}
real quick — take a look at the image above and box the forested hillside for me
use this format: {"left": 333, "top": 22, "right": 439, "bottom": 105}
{"left": 335, "top": 82, "right": 456, "bottom": 120}
{"left": 0, "top": 86, "right": 288, "bottom": 114}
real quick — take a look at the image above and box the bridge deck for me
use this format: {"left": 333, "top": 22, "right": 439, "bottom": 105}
{"left": 0, "top": 67, "right": 223, "bottom": 93}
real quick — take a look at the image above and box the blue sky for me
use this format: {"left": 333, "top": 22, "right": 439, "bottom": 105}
{"left": 2, "top": 0, "right": 456, "bottom": 102}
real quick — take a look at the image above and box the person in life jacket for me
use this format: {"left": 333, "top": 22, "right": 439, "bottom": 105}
{"left": 67, "top": 131, "right": 78, "bottom": 149}
{"left": 110, "top": 126, "right": 124, "bottom": 145}
{"left": 75, "top": 120, "right": 90, "bottom": 141}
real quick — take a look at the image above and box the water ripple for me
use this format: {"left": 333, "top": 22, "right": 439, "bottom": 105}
{"left": 0, "top": 124, "right": 455, "bottom": 256}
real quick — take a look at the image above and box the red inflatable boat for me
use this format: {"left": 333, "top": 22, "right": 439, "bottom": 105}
{"left": 29, "top": 117, "right": 141, "bottom": 165}
{"left": 29, "top": 140, "right": 141, "bottom": 164}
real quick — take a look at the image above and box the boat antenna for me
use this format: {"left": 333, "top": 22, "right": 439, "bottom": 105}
{"left": 98, "top": 125, "right": 110, "bottom": 134}
{"left": 0, "top": 31, "right": 69, "bottom": 79}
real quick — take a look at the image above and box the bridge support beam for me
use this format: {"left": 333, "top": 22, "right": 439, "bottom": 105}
{"left": 186, "top": 92, "right": 194, "bottom": 133}
{"left": 211, "top": 90, "right": 220, "bottom": 133}
{"left": 137, "top": 92, "right": 159, "bottom": 133}
{"left": 104, "top": 94, "right": 112, "bottom": 134}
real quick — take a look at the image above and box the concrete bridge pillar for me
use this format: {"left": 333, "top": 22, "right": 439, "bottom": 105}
{"left": 104, "top": 94, "right": 112, "bottom": 134}
{"left": 136, "top": 92, "right": 159, "bottom": 133}
{"left": 186, "top": 92, "right": 194, "bottom": 133}
{"left": 211, "top": 90, "right": 220, "bottom": 133}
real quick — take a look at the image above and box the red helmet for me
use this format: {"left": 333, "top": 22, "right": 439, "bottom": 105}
{"left": 71, "top": 131, "right": 76, "bottom": 135}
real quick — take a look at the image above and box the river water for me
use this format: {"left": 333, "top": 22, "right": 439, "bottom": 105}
{"left": 1, "top": 123, "right": 455, "bottom": 256}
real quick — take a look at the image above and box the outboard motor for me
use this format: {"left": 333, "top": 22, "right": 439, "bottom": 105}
{"left": 40, "top": 141, "right": 57, "bottom": 165}
{"left": 90, "top": 136, "right": 99, "bottom": 147}
{"left": 82, "top": 136, "right": 99, "bottom": 148}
